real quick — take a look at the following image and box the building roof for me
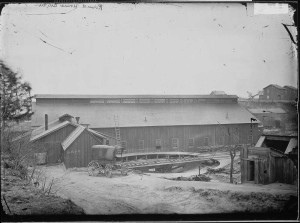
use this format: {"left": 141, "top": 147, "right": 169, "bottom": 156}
{"left": 210, "top": 91, "right": 226, "bottom": 95}
{"left": 30, "top": 121, "right": 74, "bottom": 142}
{"left": 87, "top": 128, "right": 116, "bottom": 140}
{"left": 284, "top": 85, "right": 297, "bottom": 90}
{"left": 285, "top": 138, "right": 298, "bottom": 154}
{"left": 32, "top": 103, "right": 260, "bottom": 128}
{"left": 263, "top": 84, "right": 285, "bottom": 90}
{"left": 61, "top": 125, "right": 86, "bottom": 151}
{"left": 248, "top": 108, "right": 286, "bottom": 114}
{"left": 34, "top": 94, "right": 238, "bottom": 99}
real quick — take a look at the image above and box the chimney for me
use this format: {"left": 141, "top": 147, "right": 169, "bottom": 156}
{"left": 45, "top": 114, "right": 48, "bottom": 131}
{"left": 75, "top": 117, "right": 80, "bottom": 124}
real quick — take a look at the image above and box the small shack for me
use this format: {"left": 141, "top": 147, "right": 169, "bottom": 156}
{"left": 240, "top": 146, "right": 297, "bottom": 185}
{"left": 30, "top": 121, "right": 77, "bottom": 164}
{"left": 29, "top": 114, "right": 111, "bottom": 166}
{"left": 62, "top": 125, "right": 106, "bottom": 168}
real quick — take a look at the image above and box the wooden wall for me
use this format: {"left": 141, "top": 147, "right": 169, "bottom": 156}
{"left": 241, "top": 146, "right": 297, "bottom": 185}
{"left": 95, "top": 123, "right": 260, "bottom": 153}
{"left": 63, "top": 130, "right": 103, "bottom": 168}
{"left": 32, "top": 124, "right": 76, "bottom": 164}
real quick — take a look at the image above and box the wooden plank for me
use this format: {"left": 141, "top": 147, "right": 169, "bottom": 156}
{"left": 254, "top": 159, "right": 259, "bottom": 184}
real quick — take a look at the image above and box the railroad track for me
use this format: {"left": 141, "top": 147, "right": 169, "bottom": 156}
{"left": 120, "top": 152, "right": 239, "bottom": 169}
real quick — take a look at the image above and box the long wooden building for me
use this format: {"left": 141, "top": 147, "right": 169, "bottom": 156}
{"left": 31, "top": 94, "right": 261, "bottom": 153}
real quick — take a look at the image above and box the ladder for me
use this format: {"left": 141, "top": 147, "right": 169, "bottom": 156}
{"left": 114, "top": 115, "right": 121, "bottom": 146}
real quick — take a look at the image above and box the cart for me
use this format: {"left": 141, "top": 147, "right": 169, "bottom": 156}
{"left": 87, "top": 145, "right": 129, "bottom": 177}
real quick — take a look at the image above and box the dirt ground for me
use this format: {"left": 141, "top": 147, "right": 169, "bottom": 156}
{"left": 1, "top": 166, "right": 84, "bottom": 220}
{"left": 37, "top": 155, "right": 297, "bottom": 219}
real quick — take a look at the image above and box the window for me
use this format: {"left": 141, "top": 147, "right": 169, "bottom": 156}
{"left": 183, "top": 99, "right": 193, "bottom": 103}
{"left": 154, "top": 99, "right": 165, "bottom": 103}
{"left": 156, "top": 139, "right": 162, "bottom": 150}
{"left": 188, "top": 138, "right": 194, "bottom": 147}
{"left": 170, "top": 99, "right": 179, "bottom": 103}
{"left": 90, "top": 99, "right": 105, "bottom": 104}
{"left": 106, "top": 99, "right": 121, "bottom": 103}
{"left": 139, "top": 140, "right": 144, "bottom": 150}
{"left": 123, "top": 99, "right": 136, "bottom": 103}
{"left": 105, "top": 139, "right": 110, "bottom": 145}
{"left": 233, "top": 128, "right": 239, "bottom": 144}
{"left": 121, "top": 141, "right": 127, "bottom": 149}
{"left": 138, "top": 99, "right": 151, "bottom": 103}
{"left": 204, "top": 137, "right": 209, "bottom": 146}
{"left": 172, "top": 138, "right": 179, "bottom": 149}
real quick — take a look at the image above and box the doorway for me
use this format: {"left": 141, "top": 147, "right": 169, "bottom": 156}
{"left": 247, "top": 161, "right": 255, "bottom": 181}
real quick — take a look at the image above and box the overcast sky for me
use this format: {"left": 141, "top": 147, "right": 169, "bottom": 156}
{"left": 0, "top": 3, "right": 298, "bottom": 98}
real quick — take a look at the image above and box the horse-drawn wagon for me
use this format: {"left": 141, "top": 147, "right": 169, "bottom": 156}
{"left": 87, "top": 145, "right": 129, "bottom": 177}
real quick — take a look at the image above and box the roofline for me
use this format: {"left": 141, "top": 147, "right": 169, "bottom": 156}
{"left": 91, "top": 121, "right": 260, "bottom": 129}
{"left": 263, "top": 84, "right": 285, "bottom": 90}
{"left": 283, "top": 85, "right": 298, "bottom": 90}
{"left": 30, "top": 121, "right": 73, "bottom": 142}
{"left": 61, "top": 125, "right": 85, "bottom": 151}
{"left": 34, "top": 94, "right": 239, "bottom": 99}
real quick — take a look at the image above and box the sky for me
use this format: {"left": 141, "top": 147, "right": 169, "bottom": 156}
{"left": 0, "top": 3, "right": 298, "bottom": 98}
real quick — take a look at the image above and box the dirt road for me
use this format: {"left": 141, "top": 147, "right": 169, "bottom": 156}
{"left": 40, "top": 164, "right": 297, "bottom": 215}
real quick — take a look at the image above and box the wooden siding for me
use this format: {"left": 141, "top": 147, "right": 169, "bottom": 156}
{"left": 94, "top": 123, "right": 260, "bottom": 153}
{"left": 32, "top": 125, "right": 76, "bottom": 164}
{"left": 263, "top": 85, "right": 286, "bottom": 100}
{"left": 241, "top": 146, "right": 297, "bottom": 185}
{"left": 63, "top": 130, "right": 103, "bottom": 168}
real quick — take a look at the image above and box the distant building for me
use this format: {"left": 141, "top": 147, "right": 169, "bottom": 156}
{"left": 283, "top": 85, "right": 298, "bottom": 101}
{"left": 261, "top": 84, "right": 298, "bottom": 101}
{"left": 248, "top": 108, "right": 287, "bottom": 129}
{"left": 210, "top": 91, "right": 226, "bottom": 95}
{"left": 32, "top": 94, "right": 261, "bottom": 154}
{"left": 262, "top": 84, "right": 286, "bottom": 100}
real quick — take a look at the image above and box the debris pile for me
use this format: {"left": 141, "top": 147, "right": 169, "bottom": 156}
{"left": 169, "top": 174, "right": 211, "bottom": 182}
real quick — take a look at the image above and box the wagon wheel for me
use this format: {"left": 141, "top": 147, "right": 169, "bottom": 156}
{"left": 87, "top": 161, "right": 100, "bottom": 176}
{"left": 105, "top": 164, "right": 113, "bottom": 178}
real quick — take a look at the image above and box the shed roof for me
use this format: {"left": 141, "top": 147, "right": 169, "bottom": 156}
{"left": 284, "top": 85, "right": 297, "bottom": 90}
{"left": 263, "top": 84, "right": 285, "bottom": 90}
{"left": 248, "top": 108, "right": 286, "bottom": 114}
{"left": 34, "top": 94, "right": 238, "bottom": 99}
{"left": 210, "top": 91, "right": 226, "bottom": 95}
{"left": 285, "top": 138, "right": 298, "bottom": 154}
{"left": 30, "top": 121, "right": 74, "bottom": 142}
{"left": 32, "top": 103, "right": 260, "bottom": 128}
{"left": 87, "top": 128, "right": 116, "bottom": 140}
{"left": 61, "top": 125, "right": 85, "bottom": 151}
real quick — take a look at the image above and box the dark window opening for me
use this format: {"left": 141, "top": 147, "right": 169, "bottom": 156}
{"left": 248, "top": 161, "right": 255, "bottom": 181}
{"left": 204, "top": 137, "right": 209, "bottom": 146}
{"left": 188, "top": 138, "right": 194, "bottom": 147}
{"left": 156, "top": 139, "right": 162, "bottom": 150}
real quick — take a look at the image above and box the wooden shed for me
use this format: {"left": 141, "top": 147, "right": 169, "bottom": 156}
{"left": 240, "top": 146, "right": 297, "bottom": 185}
{"left": 29, "top": 115, "right": 109, "bottom": 166}
{"left": 61, "top": 125, "right": 105, "bottom": 169}
{"left": 30, "top": 121, "right": 77, "bottom": 164}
